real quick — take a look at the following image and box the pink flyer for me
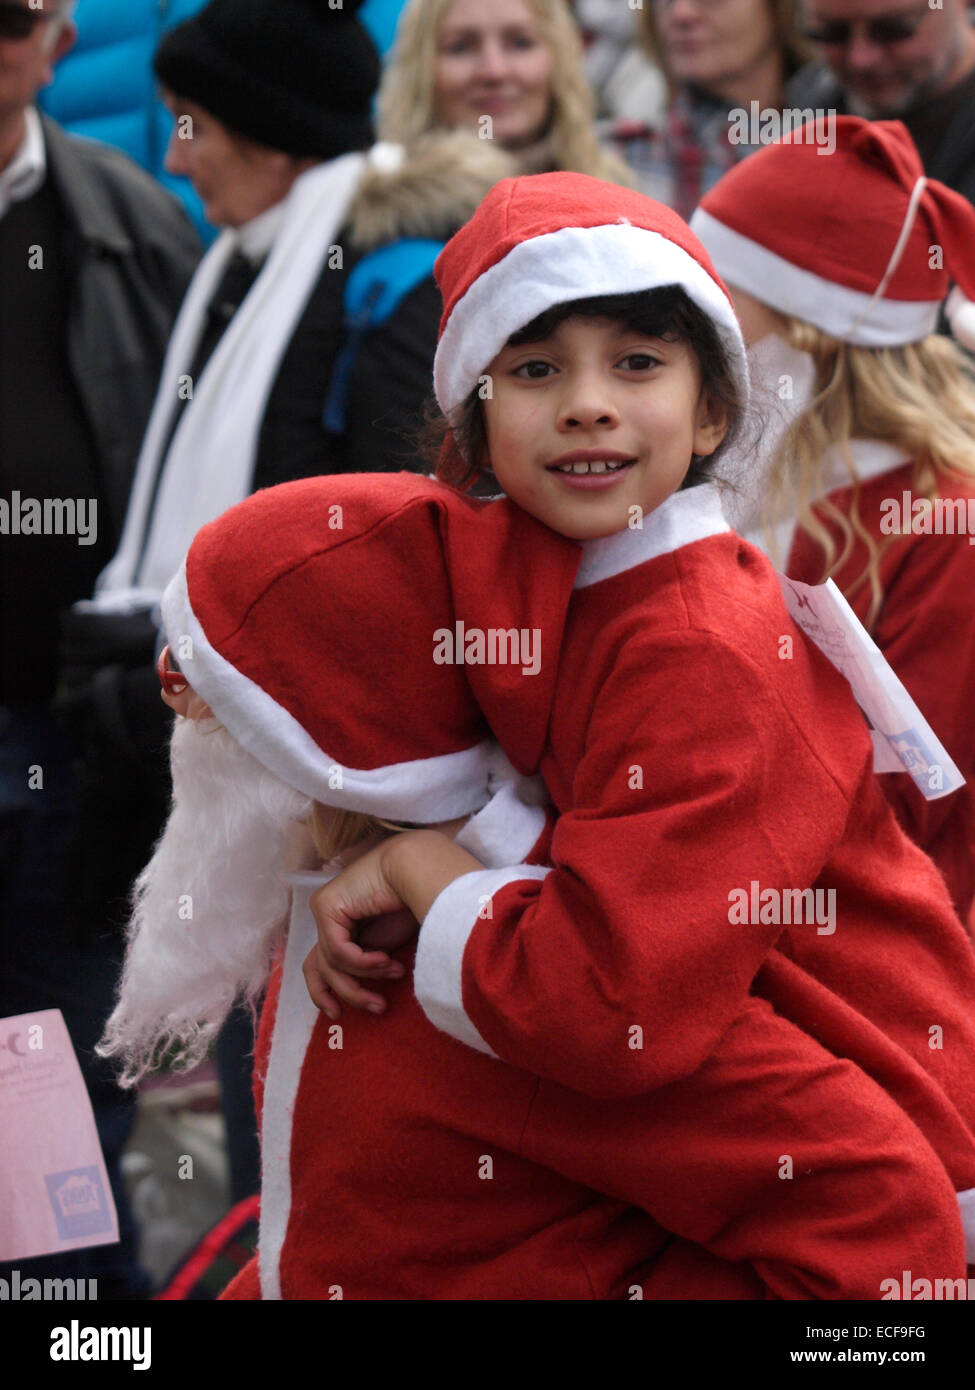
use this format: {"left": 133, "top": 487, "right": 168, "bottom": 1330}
{"left": 0, "top": 1009, "right": 119, "bottom": 1262}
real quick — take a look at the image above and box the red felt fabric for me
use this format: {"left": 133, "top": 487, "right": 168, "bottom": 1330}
{"left": 221, "top": 814, "right": 965, "bottom": 1300}
{"left": 185, "top": 474, "right": 580, "bottom": 779}
{"left": 455, "top": 532, "right": 975, "bottom": 1201}
{"left": 225, "top": 935, "right": 963, "bottom": 1300}
{"left": 210, "top": 483, "right": 975, "bottom": 1299}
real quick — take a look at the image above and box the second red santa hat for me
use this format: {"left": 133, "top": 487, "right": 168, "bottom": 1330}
{"left": 691, "top": 116, "right": 975, "bottom": 350}
{"left": 160, "top": 473, "right": 581, "bottom": 810}
{"left": 432, "top": 171, "right": 749, "bottom": 425}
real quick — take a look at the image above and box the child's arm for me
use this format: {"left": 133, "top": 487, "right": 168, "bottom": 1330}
{"left": 302, "top": 830, "right": 486, "bottom": 1019}
{"left": 305, "top": 626, "right": 868, "bottom": 1098}
{"left": 303, "top": 773, "right": 550, "bottom": 1023}
{"left": 410, "top": 627, "right": 870, "bottom": 1097}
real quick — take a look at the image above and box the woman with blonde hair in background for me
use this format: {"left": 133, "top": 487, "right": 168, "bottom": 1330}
{"left": 377, "top": 0, "right": 634, "bottom": 182}
{"left": 692, "top": 116, "right": 975, "bottom": 933}
{"left": 606, "top": 0, "right": 813, "bottom": 217}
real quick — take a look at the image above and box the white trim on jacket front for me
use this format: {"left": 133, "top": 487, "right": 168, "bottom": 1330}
{"left": 259, "top": 869, "right": 336, "bottom": 1300}
{"left": 574, "top": 481, "right": 730, "bottom": 589}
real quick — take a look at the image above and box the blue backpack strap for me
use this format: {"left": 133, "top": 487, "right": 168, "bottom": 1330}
{"left": 323, "top": 237, "right": 445, "bottom": 436}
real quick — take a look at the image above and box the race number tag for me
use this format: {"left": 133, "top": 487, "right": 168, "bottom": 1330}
{"left": 778, "top": 575, "right": 964, "bottom": 801}
{"left": 0, "top": 1009, "right": 118, "bottom": 1261}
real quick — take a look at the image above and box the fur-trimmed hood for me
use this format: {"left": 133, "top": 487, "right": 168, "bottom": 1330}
{"left": 345, "top": 130, "right": 518, "bottom": 251}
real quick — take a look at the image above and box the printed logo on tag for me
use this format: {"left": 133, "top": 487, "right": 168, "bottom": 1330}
{"left": 889, "top": 729, "right": 936, "bottom": 778}
{"left": 44, "top": 1168, "right": 113, "bottom": 1241}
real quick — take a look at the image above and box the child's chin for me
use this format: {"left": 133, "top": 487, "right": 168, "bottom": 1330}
{"left": 554, "top": 512, "right": 632, "bottom": 541}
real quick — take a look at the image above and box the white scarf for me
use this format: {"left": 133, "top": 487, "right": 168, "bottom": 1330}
{"left": 90, "top": 150, "right": 369, "bottom": 613}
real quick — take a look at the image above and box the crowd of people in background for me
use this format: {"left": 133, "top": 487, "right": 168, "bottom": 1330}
{"left": 2, "top": 0, "right": 975, "bottom": 1301}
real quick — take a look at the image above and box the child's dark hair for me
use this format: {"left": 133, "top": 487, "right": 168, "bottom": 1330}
{"left": 424, "top": 287, "right": 745, "bottom": 494}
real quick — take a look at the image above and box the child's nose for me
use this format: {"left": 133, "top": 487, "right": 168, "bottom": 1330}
{"left": 557, "top": 376, "right": 619, "bottom": 430}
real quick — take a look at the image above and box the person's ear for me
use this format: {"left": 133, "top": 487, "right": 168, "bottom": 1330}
{"left": 160, "top": 684, "right": 214, "bottom": 722}
{"left": 692, "top": 390, "right": 729, "bottom": 459}
{"left": 259, "top": 149, "right": 312, "bottom": 179}
{"left": 50, "top": 20, "right": 77, "bottom": 67}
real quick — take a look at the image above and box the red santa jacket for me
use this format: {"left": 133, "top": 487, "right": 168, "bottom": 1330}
{"left": 220, "top": 780, "right": 965, "bottom": 1300}
{"left": 787, "top": 446, "right": 975, "bottom": 934}
{"left": 412, "top": 482, "right": 975, "bottom": 1256}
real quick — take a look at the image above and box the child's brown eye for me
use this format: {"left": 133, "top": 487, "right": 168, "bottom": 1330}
{"left": 514, "top": 361, "right": 554, "bottom": 379}
{"left": 620, "top": 354, "right": 658, "bottom": 371}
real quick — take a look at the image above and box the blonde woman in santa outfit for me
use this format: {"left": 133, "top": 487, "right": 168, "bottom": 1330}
{"left": 377, "top": 0, "right": 634, "bottom": 181}
{"left": 691, "top": 116, "right": 975, "bottom": 935}
{"left": 304, "top": 172, "right": 975, "bottom": 1291}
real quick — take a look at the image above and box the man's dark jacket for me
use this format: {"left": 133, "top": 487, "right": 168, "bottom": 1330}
{"left": 33, "top": 115, "right": 198, "bottom": 924}
{"left": 42, "top": 113, "right": 201, "bottom": 546}
{"left": 788, "top": 63, "right": 975, "bottom": 208}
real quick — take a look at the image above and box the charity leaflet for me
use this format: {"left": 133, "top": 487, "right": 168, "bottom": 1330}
{"left": 778, "top": 575, "right": 964, "bottom": 802}
{"left": 0, "top": 1009, "right": 119, "bottom": 1262}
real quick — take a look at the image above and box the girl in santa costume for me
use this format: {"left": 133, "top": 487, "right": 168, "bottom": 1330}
{"left": 304, "top": 171, "right": 975, "bottom": 1272}
{"left": 98, "top": 473, "right": 966, "bottom": 1299}
{"left": 689, "top": 117, "right": 975, "bottom": 934}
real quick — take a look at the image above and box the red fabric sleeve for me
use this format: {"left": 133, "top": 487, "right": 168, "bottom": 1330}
{"left": 462, "top": 630, "right": 858, "bottom": 1097}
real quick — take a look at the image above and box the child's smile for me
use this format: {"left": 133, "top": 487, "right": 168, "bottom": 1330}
{"left": 483, "top": 315, "right": 727, "bottom": 539}
{"left": 546, "top": 449, "right": 637, "bottom": 487}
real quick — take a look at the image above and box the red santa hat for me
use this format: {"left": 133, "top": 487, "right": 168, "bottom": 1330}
{"left": 691, "top": 117, "right": 975, "bottom": 351}
{"left": 160, "top": 473, "right": 581, "bottom": 811}
{"left": 432, "top": 171, "right": 749, "bottom": 425}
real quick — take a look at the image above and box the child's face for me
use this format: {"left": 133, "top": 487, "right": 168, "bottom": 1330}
{"left": 482, "top": 315, "right": 728, "bottom": 540}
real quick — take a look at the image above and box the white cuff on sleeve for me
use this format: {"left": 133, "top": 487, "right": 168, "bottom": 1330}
{"left": 454, "top": 777, "right": 547, "bottom": 869}
{"left": 414, "top": 865, "right": 551, "bottom": 1054}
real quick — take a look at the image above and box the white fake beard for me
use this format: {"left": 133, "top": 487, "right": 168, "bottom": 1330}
{"left": 725, "top": 333, "right": 817, "bottom": 558}
{"left": 97, "top": 718, "right": 312, "bottom": 1088}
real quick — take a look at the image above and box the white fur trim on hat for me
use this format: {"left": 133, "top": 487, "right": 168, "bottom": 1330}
{"left": 161, "top": 562, "right": 495, "bottom": 823}
{"left": 434, "top": 222, "right": 748, "bottom": 416}
{"left": 691, "top": 209, "right": 942, "bottom": 347}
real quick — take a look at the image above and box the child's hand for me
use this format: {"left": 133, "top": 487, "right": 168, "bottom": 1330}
{"left": 302, "top": 913, "right": 419, "bottom": 1019}
{"left": 302, "top": 827, "right": 485, "bottom": 1018}
{"left": 302, "top": 841, "right": 413, "bottom": 1019}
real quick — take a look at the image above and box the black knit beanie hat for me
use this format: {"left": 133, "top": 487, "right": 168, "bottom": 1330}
{"left": 154, "top": 0, "right": 380, "bottom": 160}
